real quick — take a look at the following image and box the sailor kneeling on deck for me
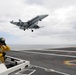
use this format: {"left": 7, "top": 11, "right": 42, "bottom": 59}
{"left": 0, "top": 37, "right": 10, "bottom": 63}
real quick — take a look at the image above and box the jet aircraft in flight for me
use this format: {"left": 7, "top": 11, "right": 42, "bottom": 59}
{"left": 10, "top": 14, "right": 48, "bottom": 32}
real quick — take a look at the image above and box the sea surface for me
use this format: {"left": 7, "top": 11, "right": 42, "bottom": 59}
{"left": 9, "top": 44, "right": 76, "bottom": 51}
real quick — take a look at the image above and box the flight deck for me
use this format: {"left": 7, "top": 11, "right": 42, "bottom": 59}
{"left": 9, "top": 65, "right": 67, "bottom": 75}
{"left": 6, "top": 48, "right": 76, "bottom": 75}
{"left": 1, "top": 56, "right": 66, "bottom": 75}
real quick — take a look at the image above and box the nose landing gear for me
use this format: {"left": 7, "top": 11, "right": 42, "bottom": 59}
{"left": 24, "top": 29, "right": 25, "bottom": 31}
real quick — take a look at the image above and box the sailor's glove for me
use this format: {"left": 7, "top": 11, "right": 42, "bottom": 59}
{"left": 3, "top": 43, "right": 6, "bottom": 46}
{"left": 1, "top": 42, "right": 6, "bottom": 46}
{"left": 2, "top": 52, "right": 6, "bottom": 57}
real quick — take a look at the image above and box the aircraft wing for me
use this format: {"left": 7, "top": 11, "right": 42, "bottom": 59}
{"left": 10, "top": 21, "right": 20, "bottom": 26}
{"left": 10, "top": 19, "right": 24, "bottom": 26}
{"left": 27, "top": 14, "right": 48, "bottom": 25}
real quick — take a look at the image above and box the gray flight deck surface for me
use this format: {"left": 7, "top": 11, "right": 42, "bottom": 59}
{"left": 6, "top": 48, "right": 76, "bottom": 75}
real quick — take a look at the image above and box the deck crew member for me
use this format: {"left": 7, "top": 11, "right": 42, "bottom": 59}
{"left": 0, "top": 37, "right": 10, "bottom": 63}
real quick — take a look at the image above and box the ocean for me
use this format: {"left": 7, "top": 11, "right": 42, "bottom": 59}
{"left": 9, "top": 44, "right": 76, "bottom": 51}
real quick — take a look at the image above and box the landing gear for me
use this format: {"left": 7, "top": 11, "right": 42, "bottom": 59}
{"left": 31, "top": 30, "right": 34, "bottom": 32}
{"left": 24, "top": 29, "right": 25, "bottom": 31}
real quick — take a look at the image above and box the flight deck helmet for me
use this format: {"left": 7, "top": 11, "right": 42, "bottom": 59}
{"left": 0, "top": 37, "right": 6, "bottom": 45}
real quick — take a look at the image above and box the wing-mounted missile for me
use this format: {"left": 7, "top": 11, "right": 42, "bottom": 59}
{"left": 30, "top": 24, "right": 40, "bottom": 29}
{"left": 10, "top": 20, "right": 17, "bottom": 25}
{"left": 39, "top": 14, "right": 48, "bottom": 21}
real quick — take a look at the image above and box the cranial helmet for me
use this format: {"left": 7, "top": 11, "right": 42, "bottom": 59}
{"left": 0, "top": 37, "right": 6, "bottom": 45}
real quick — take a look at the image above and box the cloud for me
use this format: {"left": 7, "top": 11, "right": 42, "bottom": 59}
{"left": 37, "top": 6, "right": 76, "bottom": 33}
{"left": 34, "top": 5, "right": 76, "bottom": 44}
{"left": 0, "top": 0, "right": 76, "bottom": 44}
{"left": 26, "top": 0, "right": 43, "bottom": 5}
{"left": 0, "top": 0, "right": 49, "bottom": 32}
{"left": 42, "top": 0, "right": 76, "bottom": 9}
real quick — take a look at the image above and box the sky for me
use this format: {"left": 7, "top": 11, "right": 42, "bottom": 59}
{"left": 0, "top": 0, "right": 76, "bottom": 45}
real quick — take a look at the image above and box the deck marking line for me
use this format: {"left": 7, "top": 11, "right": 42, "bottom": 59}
{"left": 32, "top": 65, "right": 70, "bottom": 75}
{"left": 26, "top": 49, "right": 76, "bottom": 53}
{"left": 21, "top": 51, "right": 76, "bottom": 58}
{"left": 15, "top": 69, "right": 36, "bottom": 75}
{"left": 64, "top": 60, "right": 76, "bottom": 66}
{"left": 29, "top": 70, "right": 36, "bottom": 75}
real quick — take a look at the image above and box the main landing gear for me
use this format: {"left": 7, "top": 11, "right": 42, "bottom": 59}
{"left": 31, "top": 30, "right": 34, "bottom": 32}
{"left": 24, "top": 29, "right": 25, "bottom": 31}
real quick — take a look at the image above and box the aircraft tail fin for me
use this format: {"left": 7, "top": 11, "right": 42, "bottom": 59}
{"left": 19, "top": 19, "right": 22, "bottom": 23}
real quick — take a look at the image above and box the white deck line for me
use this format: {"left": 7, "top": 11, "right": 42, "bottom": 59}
{"left": 16, "top": 69, "right": 36, "bottom": 75}
{"left": 26, "top": 49, "right": 76, "bottom": 53}
{"left": 33, "top": 65, "right": 70, "bottom": 75}
{"left": 29, "top": 70, "right": 36, "bottom": 75}
{"left": 22, "top": 51, "right": 76, "bottom": 58}
{"left": 49, "top": 69, "right": 70, "bottom": 75}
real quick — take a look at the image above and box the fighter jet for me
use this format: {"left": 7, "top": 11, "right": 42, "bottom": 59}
{"left": 10, "top": 14, "right": 48, "bottom": 32}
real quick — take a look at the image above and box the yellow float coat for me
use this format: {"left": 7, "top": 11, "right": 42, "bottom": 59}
{"left": 0, "top": 45, "right": 10, "bottom": 63}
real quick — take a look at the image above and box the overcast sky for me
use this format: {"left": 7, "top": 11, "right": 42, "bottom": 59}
{"left": 0, "top": 0, "right": 76, "bottom": 45}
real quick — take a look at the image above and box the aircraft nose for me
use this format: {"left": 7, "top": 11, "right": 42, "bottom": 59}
{"left": 41, "top": 14, "right": 48, "bottom": 19}
{"left": 45, "top": 14, "right": 48, "bottom": 17}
